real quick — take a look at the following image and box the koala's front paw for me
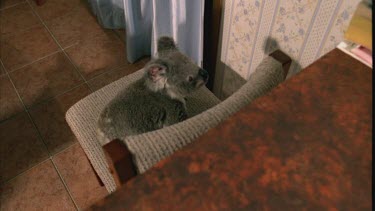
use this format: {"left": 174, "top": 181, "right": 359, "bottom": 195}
{"left": 178, "top": 110, "right": 188, "bottom": 121}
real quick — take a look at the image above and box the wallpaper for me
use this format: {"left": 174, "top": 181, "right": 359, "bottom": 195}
{"left": 220, "top": 0, "right": 361, "bottom": 79}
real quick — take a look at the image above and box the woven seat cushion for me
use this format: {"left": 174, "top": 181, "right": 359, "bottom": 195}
{"left": 122, "top": 56, "right": 285, "bottom": 174}
{"left": 66, "top": 68, "right": 220, "bottom": 192}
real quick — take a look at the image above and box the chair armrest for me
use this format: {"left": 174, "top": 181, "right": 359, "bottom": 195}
{"left": 103, "top": 139, "right": 137, "bottom": 186}
{"left": 269, "top": 50, "right": 291, "bottom": 79}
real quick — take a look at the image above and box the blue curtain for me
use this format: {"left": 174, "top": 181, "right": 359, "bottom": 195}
{"left": 88, "top": 0, "right": 125, "bottom": 29}
{"left": 123, "top": 0, "right": 153, "bottom": 63}
{"left": 123, "top": 0, "right": 204, "bottom": 65}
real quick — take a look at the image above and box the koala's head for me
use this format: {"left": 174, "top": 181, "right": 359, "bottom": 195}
{"left": 144, "top": 36, "right": 209, "bottom": 101}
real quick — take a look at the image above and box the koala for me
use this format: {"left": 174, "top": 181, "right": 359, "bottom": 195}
{"left": 97, "top": 36, "right": 209, "bottom": 143}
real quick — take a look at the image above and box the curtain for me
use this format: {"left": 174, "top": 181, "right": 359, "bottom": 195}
{"left": 123, "top": 0, "right": 205, "bottom": 65}
{"left": 88, "top": 0, "right": 126, "bottom": 29}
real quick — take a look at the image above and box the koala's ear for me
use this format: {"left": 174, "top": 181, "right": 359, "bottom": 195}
{"left": 145, "top": 60, "right": 167, "bottom": 82}
{"left": 157, "top": 36, "right": 177, "bottom": 52}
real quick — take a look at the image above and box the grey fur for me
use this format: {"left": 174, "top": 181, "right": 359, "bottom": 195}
{"left": 97, "top": 36, "right": 208, "bottom": 142}
{"left": 157, "top": 36, "right": 177, "bottom": 52}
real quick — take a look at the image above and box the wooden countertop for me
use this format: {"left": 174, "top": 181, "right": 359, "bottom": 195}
{"left": 90, "top": 49, "right": 372, "bottom": 210}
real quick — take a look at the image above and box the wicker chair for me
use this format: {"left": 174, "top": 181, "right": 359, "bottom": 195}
{"left": 65, "top": 50, "right": 291, "bottom": 193}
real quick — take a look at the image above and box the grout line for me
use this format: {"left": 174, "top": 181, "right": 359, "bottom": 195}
{"left": 0, "top": 1, "right": 26, "bottom": 10}
{"left": 3, "top": 4, "right": 81, "bottom": 209}
{"left": 1, "top": 60, "right": 75, "bottom": 182}
{"left": 1, "top": 61, "right": 53, "bottom": 158}
{"left": 25, "top": 111, "right": 53, "bottom": 157}
{"left": 85, "top": 62, "right": 135, "bottom": 83}
{"left": 51, "top": 159, "right": 80, "bottom": 211}
{"left": 5, "top": 50, "right": 61, "bottom": 74}
{"left": 52, "top": 142, "right": 79, "bottom": 157}
{"left": 63, "top": 43, "right": 79, "bottom": 50}
{"left": 0, "top": 158, "right": 80, "bottom": 211}
{"left": 25, "top": 0, "right": 83, "bottom": 21}
{"left": 0, "top": 65, "right": 87, "bottom": 123}
{"left": 0, "top": 158, "right": 51, "bottom": 186}
{"left": 26, "top": 81, "right": 87, "bottom": 110}
{"left": 2, "top": 51, "right": 80, "bottom": 211}
{"left": 25, "top": 0, "right": 90, "bottom": 91}
{"left": 2, "top": 58, "right": 79, "bottom": 209}
{"left": 0, "top": 109, "right": 21, "bottom": 124}
{"left": 85, "top": 57, "right": 149, "bottom": 90}
{"left": 60, "top": 50, "right": 92, "bottom": 92}
{"left": 0, "top": 142, "right": 78, "bottom": 186}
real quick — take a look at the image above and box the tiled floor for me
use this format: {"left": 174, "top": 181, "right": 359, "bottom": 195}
{"left": 0, "top": 0, "right": 149, "bottom": 210}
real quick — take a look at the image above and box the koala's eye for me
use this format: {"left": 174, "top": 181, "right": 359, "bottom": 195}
{"left": 187, "top": 76, "right": 194, "bottom": 82}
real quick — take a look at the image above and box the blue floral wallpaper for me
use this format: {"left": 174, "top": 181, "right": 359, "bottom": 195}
{"left": 221, "top": 0, "right": 361, "bottom": 79}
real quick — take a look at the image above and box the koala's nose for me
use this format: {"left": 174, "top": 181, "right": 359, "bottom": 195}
{"left": 199, "top": 68, "right": 209, "bottom": 80}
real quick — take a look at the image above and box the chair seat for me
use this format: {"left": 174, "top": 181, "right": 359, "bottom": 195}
{"left": 66, "top": 51, "right": 289, "bottom": 193}
{"left": 65, "top": 68, "right": 220, "bottom": 192}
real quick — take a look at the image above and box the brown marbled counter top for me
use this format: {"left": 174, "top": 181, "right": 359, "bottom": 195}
{"left": 90, "top": 49, "right": 372, "bottom": 210}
